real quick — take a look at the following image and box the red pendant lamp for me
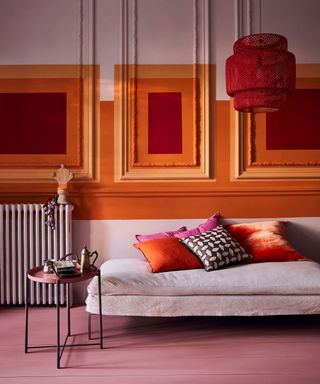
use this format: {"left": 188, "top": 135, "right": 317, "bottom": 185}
{"left": 226, "top": 33, "right": 296, "bottom": 113}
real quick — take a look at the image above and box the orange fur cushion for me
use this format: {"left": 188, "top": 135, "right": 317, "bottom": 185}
{"left": 134, "top": 237, "right": 203, "bottom": 273}
{"left": 226, "top": 221, "right": 304, "bottom": 263}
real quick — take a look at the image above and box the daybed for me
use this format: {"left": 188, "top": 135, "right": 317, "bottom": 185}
{"left": 85, "top": 217, "right": 320, "bottom": 317}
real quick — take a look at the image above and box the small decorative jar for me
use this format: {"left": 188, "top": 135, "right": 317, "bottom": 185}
{"left": 43, "top": 260, "right": 54, "bottom": 273}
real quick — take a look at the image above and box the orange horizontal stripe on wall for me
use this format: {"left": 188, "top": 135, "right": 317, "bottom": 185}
{"left": 1, "top": 100, "right": 320, "bottom": 219}
{"left": 69, "top": 194, "right": 320, "bottom": 220}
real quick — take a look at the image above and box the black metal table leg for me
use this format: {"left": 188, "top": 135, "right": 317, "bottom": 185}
{"left": 56, "top": 282, "right": 61, "bottom": 369}
{"left": 67, "top": 283, "right": 71, "bottom": 336}
{"left": 24, "top": 272, "right": 29, "bottom": 354}
{"left": 88, "top": 312, "right": 92, "bottom": 340}
{"left": 98, "top": 269, "right": 103, "bottom": 349}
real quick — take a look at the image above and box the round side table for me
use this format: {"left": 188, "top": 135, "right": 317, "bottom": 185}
{"left": 25, "top": 265, "right": 103, "bottom": 369}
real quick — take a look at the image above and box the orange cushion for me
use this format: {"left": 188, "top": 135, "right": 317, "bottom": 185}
{"left": 134, "top": 237, "right": 203, "bottom": 273}
{"left": 226, "top": 221, "right": 304, "bottom": 263}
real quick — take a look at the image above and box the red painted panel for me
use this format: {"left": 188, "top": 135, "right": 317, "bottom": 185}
{"left": 266, "top": 89, "right": 320, "bottom": 150}
{"left": 148, "top": 92, "right": 182, "bottom": 154}
{"left": 0, "top": 93, "right": 67, "bottom": 154}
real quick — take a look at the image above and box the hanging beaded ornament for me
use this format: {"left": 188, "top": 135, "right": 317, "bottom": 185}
{"left": 43, "top": 195, "right": 58, "bottom": 230}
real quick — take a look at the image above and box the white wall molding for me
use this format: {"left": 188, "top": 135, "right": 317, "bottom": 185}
{"left": 120, "top": 0, "right": 209, "bottom": 66}
{"left": 116, "top": 0, "right": 212, "bottom": 182}
{"left": 235, "top": 0, "right": 253, "bottom": 39}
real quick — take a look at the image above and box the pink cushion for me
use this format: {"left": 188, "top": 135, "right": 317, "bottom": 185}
{"left": 135, "top": 226, "right": 187, "bottom": 243}
{"left": 174, "top": 213, "right": 220, "bottom": 239}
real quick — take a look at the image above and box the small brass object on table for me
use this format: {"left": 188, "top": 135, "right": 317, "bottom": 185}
{"left": 80, "top": 245, "right": 98, "bottom": 273}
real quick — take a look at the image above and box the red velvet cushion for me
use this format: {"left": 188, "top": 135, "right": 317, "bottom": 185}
{"left": 134, "top": 237, "right": 203, "bottom": 273}
{"left": 226, "top": 221, "right": 304, "bottom": 263}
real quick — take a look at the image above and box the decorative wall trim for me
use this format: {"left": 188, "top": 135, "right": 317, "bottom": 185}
{"left": 2, "top": 188, "right": 320, "bottom": 200}
{"left": 235, "top": 0, "right": 251, "bottom": 40}
{"left": 0, "top": 0, "right": 99, "bottom": 183}
{"left": 115, "top": 0, "right": 212, "bottom": 181}
{"left": 231, "top": 64, "right": 320, "bottom": 179}
{"left": 249, "top": 113, "right": 320, "bottom": 167}
{"left": 0, "top": 64, "right": 99, "bottom": 183}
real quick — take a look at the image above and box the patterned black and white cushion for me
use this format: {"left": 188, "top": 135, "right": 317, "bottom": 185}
{"left": 180, "top": 225, "right": 251, "bottom": 271}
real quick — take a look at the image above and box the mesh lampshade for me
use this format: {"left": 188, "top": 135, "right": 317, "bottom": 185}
{"left": 226, "top": 33, "right": 296, "bottom": 113}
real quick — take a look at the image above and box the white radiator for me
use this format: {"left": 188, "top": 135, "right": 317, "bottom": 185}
{"left": 0, "top": 204, "right": 73, "bottom": 305}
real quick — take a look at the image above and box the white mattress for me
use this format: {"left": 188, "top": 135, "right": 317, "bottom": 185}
{"left": 87, "top": 258, "right": 320, "bottom": 297}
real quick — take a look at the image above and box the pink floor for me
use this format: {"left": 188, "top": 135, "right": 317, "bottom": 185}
{"left": 1, "top": 306, "right": 320, "bottom": 384}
